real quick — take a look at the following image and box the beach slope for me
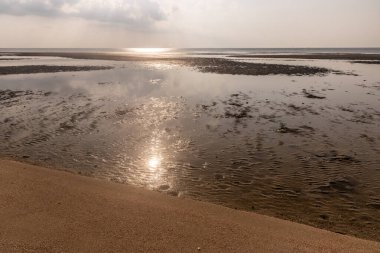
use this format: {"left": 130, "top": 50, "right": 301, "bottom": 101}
{"left": 0, "top": 160, "right": 379, "bottom": 252}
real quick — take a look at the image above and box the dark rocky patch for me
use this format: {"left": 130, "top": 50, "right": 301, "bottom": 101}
{"left": 98, "top": 82, "right": 113, "bottom": 86}
{"left": 367, "top": 203, "right": 380, "bottom": 210}
{"left": 185, "top": 58, "right": 332, "bottom": 76}
{"left": 287, "top": 103, "right": 320, "bottom": 115}
{"left": 199, "top": 101, "right": 218, "bottom": 111}
{"left": 329, "top": 155, "right": 357, "bottom": 163}
{"left": 222, "top": 93, "right": 253, "bottom": 120}
{"left": 329, "top": 178, "right": 358, "bottom": 193}
{"left": 317, "top": 177, "right": 358, "bottom": 194}
{"left": 259, "top": 114, "right": 278, "bottom": 121}
{"left": 115, "top": 107, "right": 134, "bottom": 116}
{"left": 214, "top": 174, "right": 225, "bottom": 180}
{"left": 0, "top": 58, "right": 31, "bottom": 61}
{"left": 228, "top": 53, "right": 380, "bottom": 61}
{"left": 299, "top": 125, "right": 315, "bottom": 132}
{"left": 0, "top": 90, "right": 26, "bottom": 101}
{"left": 0, "top": 65, "right": 113, "bottom": 75}
{"left": 276, "top": 123, "right": 301, "bottom": 134}
{"left": 351, "top": 61, "right": 380, "bottom": 65}
{"left": 59, "top": 122, "right": 75, "bottom": 131}
{"left": 158, "top": 184, "right": 170, "bottom": 191}
{"left": 360, "top": 134, "right": 375, "bottom": 142}
{"left": 338, "top": 106, "right": 355, "bottom": 113}
{"left": 0, "top": 90, "right": 48, "bottom": 107}
{"left": 302, "top": 89, "right": 326, "bottom": 99}
{"left": 350, "top": 112, "right": 375, "bottom": 124}
{"left": 314, "top": 151, "right": 360, "bottom": 164}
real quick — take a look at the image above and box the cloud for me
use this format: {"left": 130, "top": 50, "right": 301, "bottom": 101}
{"left": 0, "top": 0, "right": 166, "bottom": 29}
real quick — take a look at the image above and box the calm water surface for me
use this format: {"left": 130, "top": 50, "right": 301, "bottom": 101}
{"left": 0, "top": 53, "right": 379, "bottom": 240}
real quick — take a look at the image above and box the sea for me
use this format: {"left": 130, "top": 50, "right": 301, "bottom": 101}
{"left": 1, "top": 47, "right": 380, "bottom": 55}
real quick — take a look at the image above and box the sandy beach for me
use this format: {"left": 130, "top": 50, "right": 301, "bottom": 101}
{"left": 0, "top": 159, "right": 379, "bottom": 252}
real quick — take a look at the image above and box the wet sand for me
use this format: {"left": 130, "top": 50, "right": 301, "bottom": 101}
{"left": 228, "top": 53, "right": 380, "bottom": 61}
{"left": 0, "top": 65, "right": 113, "bottom": 75}
{"left": 6, "top": 52, "right": 334, "bottom": 76}
{"left": 181, "top": 58, "right": 332, "bottom": 76}
{"left": 0, "top": 159, "right": 379, "bottom": 253}
{"left": 0, "top": 58, "right": 31, "bottom": 61}
{"left": 351, "top": 61, "right": 380, "bottom": 65}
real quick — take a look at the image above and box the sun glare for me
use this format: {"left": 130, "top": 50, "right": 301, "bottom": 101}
{"left": 148, "top": 156, "right": 161, "bottom": 169}
{"left": 129, "top": 48, "right": 171, "bottom": 54}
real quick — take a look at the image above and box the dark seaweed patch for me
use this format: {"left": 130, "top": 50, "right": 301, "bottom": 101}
{"left": 302, "top": 89, "right": 326, "bottom": 99}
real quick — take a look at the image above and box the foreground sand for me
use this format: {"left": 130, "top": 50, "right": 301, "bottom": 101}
{"left": 0, "top": 160, "right": 379, "bottom": 253}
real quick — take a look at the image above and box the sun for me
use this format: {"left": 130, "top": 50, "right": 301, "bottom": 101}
{"left": 129, "top": 48, "right": 171, "bottom": 54}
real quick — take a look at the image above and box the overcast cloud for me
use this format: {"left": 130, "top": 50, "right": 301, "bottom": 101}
{"left": 0, "top": 0, "right": 167, "bottom": 29}
{"left": 0, "top": 0, "right": 379, "bottom": 47}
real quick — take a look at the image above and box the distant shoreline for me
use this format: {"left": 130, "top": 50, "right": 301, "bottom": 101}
{"left": 228, "top": 53, "right": 380, "bottom": 61}
{"left": 0, "top": 51, "right": 358, "bottom": 76}
{"left": 3, "top": 51, "right": 380, "bottom": 60}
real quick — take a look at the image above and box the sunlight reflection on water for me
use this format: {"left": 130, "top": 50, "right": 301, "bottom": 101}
{"left": 146, "top": 135, "right": 164, "bottom": 185}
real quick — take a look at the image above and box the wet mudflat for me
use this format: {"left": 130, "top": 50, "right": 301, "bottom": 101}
{"left": 352, "top": 61, "right": 380, "bottom": 65}
{"left": 11, "top": 52, "right": 335, "bottom": 76}
{"left": 228, "top": 53, "right": 380, "bottom": 61}
{"left": 0, "top": 55, "right": 379, "bottom": 241}
{"left": 0, "top": 65, "right": 113, "bottom": 75}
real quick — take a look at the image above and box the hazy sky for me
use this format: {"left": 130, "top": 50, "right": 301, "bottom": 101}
{"left": 0, "top": 0, "right": 379, "bottom": 48}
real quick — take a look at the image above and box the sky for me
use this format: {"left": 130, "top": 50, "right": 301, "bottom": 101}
{"left": 0, "top": 0, "right": 379, "bottom": 48}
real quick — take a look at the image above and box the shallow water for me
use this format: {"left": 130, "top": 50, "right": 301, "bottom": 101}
{"left": 0, "top": 55, "right": 379, "bottom": 241}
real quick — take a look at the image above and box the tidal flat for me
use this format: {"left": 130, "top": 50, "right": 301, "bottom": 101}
{"left": 0, "top": 52, "right": 379, "bottom": 241}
